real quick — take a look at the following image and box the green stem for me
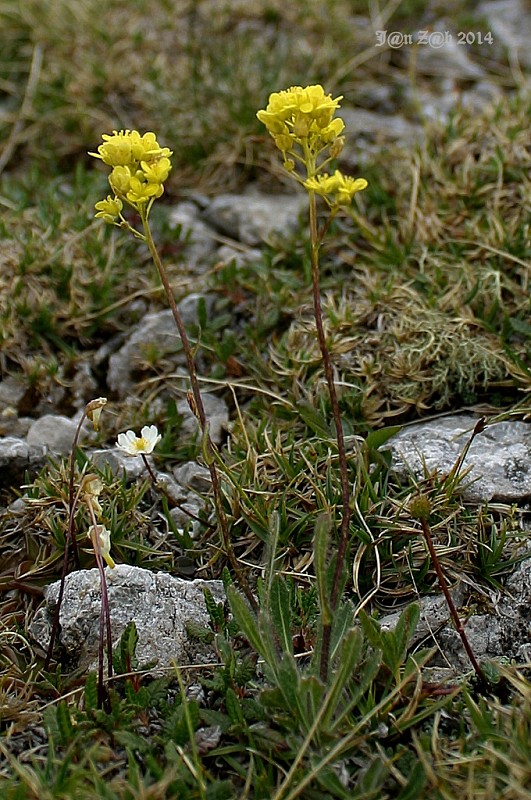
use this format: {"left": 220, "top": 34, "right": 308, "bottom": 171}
{"left": 141, "top": 214, "right": 257, "bottom": 612}
{"left": 308, "top": 192, "right": 352, "bottom": 682}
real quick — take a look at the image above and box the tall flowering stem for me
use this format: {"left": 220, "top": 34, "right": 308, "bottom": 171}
{"left": 90, "top": 131, "right": 257, "bottom": 612}
{"left": 141, "top": 214, "right": 257, "bottom": 611}
{"left": 308, "top": 193, "right": 351, "bottom": 607}
{"left": 257, "top": 86, "right": 368, "bottom": 682}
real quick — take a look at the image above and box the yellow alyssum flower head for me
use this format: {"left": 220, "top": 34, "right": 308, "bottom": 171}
{"left": 257, "top": 85, "right": 344, "bottom": 156}
{"left": 90, "top": 130, "right": 172, "bottom": 168}
{"left": 94, "top": 196, "right": 122, "bottom": 224}
{"left": 109, "top": 165, "right": 132, "bottom": 196}
{"left": 126, "top": 175, "right": 163, "bottom": 204}
{"left": 90, "top": 131, "right": 133, "bottom": 166}
{"left": 91, "top": 130, "right": 173, "bottom": 218}
{"left": 141, "top": 157, "right": 172, "bottom": 184}
{"left": 304, "top": 170, "right": 368, "bottom": 207}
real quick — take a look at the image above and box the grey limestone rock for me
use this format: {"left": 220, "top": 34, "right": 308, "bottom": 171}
{"left": 0, "top": 377, "right": 26, "bottom": 416}
{"left": 340, "top": 107, "right": 424, "bottom": 152}
{"left": 379, "top": 554, "right": 531, "bottom": 673}
{"left": 414, "top": 23, "right": 486, "bottom": 80}
{"left": 173, "top": 461, "right": 211, "bottom": 493}
{"left": 177, "top": 393, "right": 229, "bottom": 445}
{"left": 386, "top": 415, "right": 531, "bottom": 502}
{"left": 0, "top": 437, "right": 46, "bottom": 482}
{"left": 29, "top": 564, "right": 225, "bottom": 675}
{"left": 26, "top": 414, "right": 84, "bottom": 455}
{"left": 90, "top": 448, "right": 148, "bottom": 481}
{"left": 167, "top": 201, "right": 218, "bottom": 270}
{"left": 429, "top": 552, "right": 531, "bottom": 671}
{"left": 478, "top": 0, "right": 531, "bottom": 68}
{"left": 204, "top": 188, "right": 307, "bottom": 246}
{"left": 107, "top": 295, "right": 215, "bottom": 398}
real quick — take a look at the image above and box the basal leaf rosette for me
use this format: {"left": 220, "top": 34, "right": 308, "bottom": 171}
{"left": 90, "top": 130, "right": 173, "bottom": 223}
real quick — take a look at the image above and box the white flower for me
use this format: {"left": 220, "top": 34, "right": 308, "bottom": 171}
{"left": 88, "top": 524, "right": 115, "bottom": 569}
{"left": 116, "top": 424, "right": 161, "bottom": 456}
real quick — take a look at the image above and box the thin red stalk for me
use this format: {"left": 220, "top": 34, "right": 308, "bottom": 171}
{"left": 86, "top": 497, "right": 113, "bottom": 710}
{"left": 44, "top": 411, "right": 88, "bottom": 670}
{"left": 141, "top": 218, "right": 257, "bottom": 612}
{"left": 308, "top": 193, "right": 352, "bottom": 683}
{"left": 141, "top": 453, "right": 159, "bottom": 486}
{"left": 308, "top": 195, "right": 352, "bottom": 602}
{"left": 420, "top": 517, "right": 487, "bottom": 688}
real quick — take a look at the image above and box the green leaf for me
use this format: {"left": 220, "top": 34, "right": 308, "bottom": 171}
{"left": 396, "top": 762, "right": 427, "bottom": 800}
{"left": 84, "top": 671, "right": 98, "bottom": 712}
{"left": 330, "top": 600, "right": 356, "bottom": 663}
{"left": 263, "top": 510, "right": 281, "bottom": 602}
{"left": 270, "top": 576, "right": 293, "bottom": 655}
{"left": 331, "top": 649, "right": 382, "bottom": 732}
{"left": 296, "top": 400, "right": 332, "bottom": 437}
{"left": 204, "top": 586, "right": 225, "bottom": 629}
{"left": 56, "top": 701, "right": 74, "bottom": 747}
{"left": 300, "top": 674, "right": 325, "bottom": 720}
{"left": 227, "top": 585, "right": 276, "bottom": 668}
{"left": 365, "top": 425, "right": 402, "bottom": 451}
{"left": 197, "top": 295, "right": 207, "bottom": 328}
{"left": 206, "top": 781, "right": 234, "bottom": 800}
{"left": 358, "top": 609, "right": 383, "bottom": 650}
{"left": 321, "top": 628, "right": 363, "bottom": 729}
{"left": 225, "top": 686, "right": 245, "bottom": 726}
{"left": 276, "top": 655, "right": 303, "bottom": 714}
{"left": 394, "top": 602, "right": 420, "bottom": 663}
{"left": 118, "top": 620, "right": 139, "bottom": 674}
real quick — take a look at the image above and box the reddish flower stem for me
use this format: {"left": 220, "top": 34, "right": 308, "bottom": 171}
{"left": 141, "top": 217, "right": 257, "bottom": 612}
{"left": 307, "top": 193, "right": 352, "bottom": 683}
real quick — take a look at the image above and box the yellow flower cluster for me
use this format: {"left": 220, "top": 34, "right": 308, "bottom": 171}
{"left": 257, "top": 84, "right": 344, "bottom": 157}
{"left": 304, "top": 170, "right": 368, "bottom": 208}
{"left": 257, "top": 85, "right": 367, "bottom": 208}
{"left": 90, "top": 130, "right": 172, "bottom": 221}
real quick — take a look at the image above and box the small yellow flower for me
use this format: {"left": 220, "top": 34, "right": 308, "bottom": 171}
{"left": 91, "top": 130, "right": 173, "bottom": 220}
{"left": 94, "top": 197, "right": 122, "bottom": 224}
{"left": 89, "top": 524, "right": 115, "bottom": 569}
{"left": 129, "top": 130, "right": 172, "bottom": 162}
{"left": 116, "top": 424, "right": 161, "bottom": 456}
{"left": 126, "top": 176, "right": 163, "bottom": 204}
{"left": 257, "top": 85, "right": 343, "bottom": 150}
{"left": 109, "top": 165, "right": 132, "bottom": 196}
{"left": 304, "top": 170, "right": 368, "bottom": 206}
{"left": 90, "top": 131, "right": 133, "bottom": 166}
{"left": 141, "top": 157, "right": 172, "bottom": 184}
